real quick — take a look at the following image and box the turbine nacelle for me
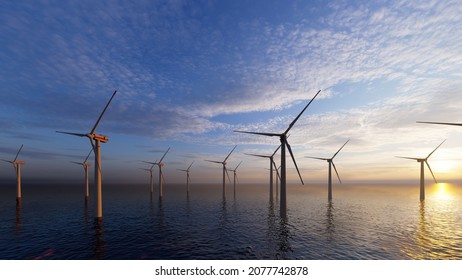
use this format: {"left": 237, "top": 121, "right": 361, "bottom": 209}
{"left": 91, "top": 134, "right": 109, "bottom": 143}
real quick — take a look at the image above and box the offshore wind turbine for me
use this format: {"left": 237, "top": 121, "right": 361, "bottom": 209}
{"left": 56, "top": 90, "right": 117, "bottom": 219}
{"left": 145, "top": 148, "right": 170, "bottom": 199}
{"left": 396, "top": 140, "right": 446, "bottom": 201}
{"left": 205, "top": 145, "right": 237, "bottom": 199}
{"left": 140, "top": 160, "right": 156, "bottom": 196}
{"left": 2, "top": 144, "right": 24, "bottom": 204}
{"left": 235, "top": 90, "right": 321, "bottom": 217}
{"left": 178, "top": 161, "right": 194, "bottom": 196}
{"left": 229, "top": 161, "right": 242, "bottom": 198}
{"left": 305, "top": 139, "right": 350, "bottom": 200}
{"left": 245, "top": 145, "right": 280, "bottom": 201}
{"left": 70, "top": 149, "right": 92, "bottom": 200}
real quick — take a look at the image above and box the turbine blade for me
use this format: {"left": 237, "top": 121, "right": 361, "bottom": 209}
{"left": 140, "top": 168, "right": 150, "bottom": 171}
{"left": 425, "top": 161, "right": 438, "bottom": 184}
{"left": 177, "top": 169, "right": 187, "bottom": 172}
{"left": 332, "top": 139, "right": 350, "bottom": 159}
{"left": 205, "top": 160, "right": 222, "bottom": 164}
{"left": 56, "top": 131, "right": 86, "bottom": 137}
{"left": 284, "top": 89, "right": 321, "bottom": 135}
{"left": 236, "top": 173, "right": 239, "bottom": 183}
{"left": 13, "top": 163, "right": 17, "bottom": 174}
{"left": 187, "top": 161, "right": 194, "bottom": 170}
{"left": 89, "top": 138, "right": 96, "bottom": 155}
{"left": 225, "top": 167, "right": 231, "bottom": 183}
{"left": 271, "top": 160, "right": 280, "bottom": 177}
{"left": 426, "top": 139, "right": 446, "bottom": 159}
{"left": 332, "top": 162, "right": 342, "bottom": 184}
{"left": 70, "top": 161, "right": 82, "bottom": 165}
{"left": 234, "top": 130, "right": 281, "bottom": 137}
{"left": 90, "top": 90, "right": 117, "bottom": 134}
{"left": 224, "top": 145, "right": 237, "bottom": 162}
{"left": 235, "top": 161, "right": 243, "bottom": 170}
{"left": 83, "top": 148, "right": 93, "bottom": 163}
{"left": 417, "top": 121, "right": 462, "bottom": 126}
{"left": 143, "top": 160, "right": 157, "bottom": 165}
{"left": 159, "top": 147, "right": 170, "bottom": 163}
{"left": 305, "top": 156, "right": 329, "bottom": 161}
{"left": 2, "top": 159, "right": 14, "bottom": 164}
{"left": 271, "top": 145, "right": 281, "bottom": 157}
{"left": 245, "top": 153, "right": 269, "bottom": 158}
{"left": 396, "top": 156, "right": 420, "bottom": 160}
{"left": 89, "top": 138, "right": 103, "bottom": 180}
{"left": 286, "top": 141, "right": 304, "bottom": 185}
{"left": 13, "top": 144, "right": 23, "bottom": 162}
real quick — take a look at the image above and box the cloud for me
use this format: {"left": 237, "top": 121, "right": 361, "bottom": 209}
{"left": 1, "top": 0, "right": 461, "bottom": 170}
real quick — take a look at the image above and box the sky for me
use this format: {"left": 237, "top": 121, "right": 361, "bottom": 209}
{"left": 1, "top": 0, "right": 462, "bottom": 186}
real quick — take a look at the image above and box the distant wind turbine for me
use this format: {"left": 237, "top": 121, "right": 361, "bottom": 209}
{"left": 305, "top": 139, "right": 349, "bottom": 200}
{"left": 235, "top": 90, "right": 321, "bottom": 217}
{"left": 141, "top": 160, "right": 157, "bottom": 196}
{"left": 2, "top": 144, "right": 24, "bottom": 204}
{"left": 70, "top": 149, "right": 93, "bottom": 200}
{"left": 245, "top": 145, "right": 280, "bottom": 201}
{"left": 228, "top": 161, "right": 242, "bottom": 198}
{"left": 205, "top": 145, "right": 237, "bottom": 199}
{"left": 56, "top": 90, "right": 117, "bottom": 219}
{"left": 145, "top": 148, "right": 170, "bottom": 199}
{"left": 396, "top": 140, "right": 446, "bottom": 201}
{"left": 178, "top": 161, "right": 194, "bottom": 196}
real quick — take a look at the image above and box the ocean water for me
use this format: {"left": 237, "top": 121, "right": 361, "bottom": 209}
{"left": 1, "top": 182, "right": 461, "bottom": 260}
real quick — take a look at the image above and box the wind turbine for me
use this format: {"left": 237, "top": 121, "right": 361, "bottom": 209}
{"left": 145, "top": 148, "right": 170, "bottom": 199}
{"left": 305, "top": 139, "right": 350, "bottom": 200}
{"left": 178, "top": 161, "right": 194, "bottom": 196}
{"left": 205, "top": 145, "right": 237, "bottom": 199}
{"left": 70, "top": 149, "right": 93, "bottom": 200}
{"left": 235, "top": 90, "right": 321, "bottom": 217}
{"left": 396, "top": 140, "right": 446, "bottom": 201}
{"left": 140, "top": 160, "right": 156, "bottom": 196}
{"left": 228, "top": 161, "right": 242, "bottom": 198}
{"left": 56, "top": 90, "right": 117, "bottom": 219}
{"left": 245, "top": 145, "right": 280, "bottom": 201}
{"left": 2, "top": 144, "right": 24, "bottom": 204}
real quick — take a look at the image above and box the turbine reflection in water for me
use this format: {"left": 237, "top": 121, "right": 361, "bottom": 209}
{"left": 1, "top": 183, "right": 462, "bottom": 259}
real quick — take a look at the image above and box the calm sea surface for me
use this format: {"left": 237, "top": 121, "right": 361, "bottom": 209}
{"left": 1, "top": 182, "right": 461, "bottom": 259}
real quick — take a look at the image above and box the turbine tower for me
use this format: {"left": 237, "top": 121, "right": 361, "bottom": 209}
{"left": 70, "top": 149, "right": 93, "bottom": 200}
{"left": 235, "top": 90, "right": 321, "bottom": 217}
{"left": 145, "top": 148, "right": 170, "bottom": 199}
{"left": 305, "top": 139, "right": 349, "bottom": 200}
{"left": 2, "top": 144, "right": 24, "bottom": 204}
{"left": 178, "top": 161, "right": 194, "bottom": 196}
{"left": 228, "top": 161, "right": 242, "bottom": 198}
{"left": 245, "top": 145, "right": 280, "bottom": 201}
{"left": 56, "top": 90, "right": 117, "bottom": 219}
{"left": 205, "top": 145, "right": 237, "bottom": 200}
{"left": 396, "top": 140, "right": 445, "bottom": 201}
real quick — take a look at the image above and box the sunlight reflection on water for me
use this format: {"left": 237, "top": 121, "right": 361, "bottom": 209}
{"left": 0, "top": 182, "right": 461, "bottom": 259}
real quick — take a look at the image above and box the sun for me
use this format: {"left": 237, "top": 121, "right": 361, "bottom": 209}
{"left": 431, "top": 160, "right": 455, "bottom": 174}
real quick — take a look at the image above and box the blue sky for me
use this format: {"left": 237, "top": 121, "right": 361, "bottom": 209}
{"left": 1, "top": 0, "right": 462, "bottom": 185}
